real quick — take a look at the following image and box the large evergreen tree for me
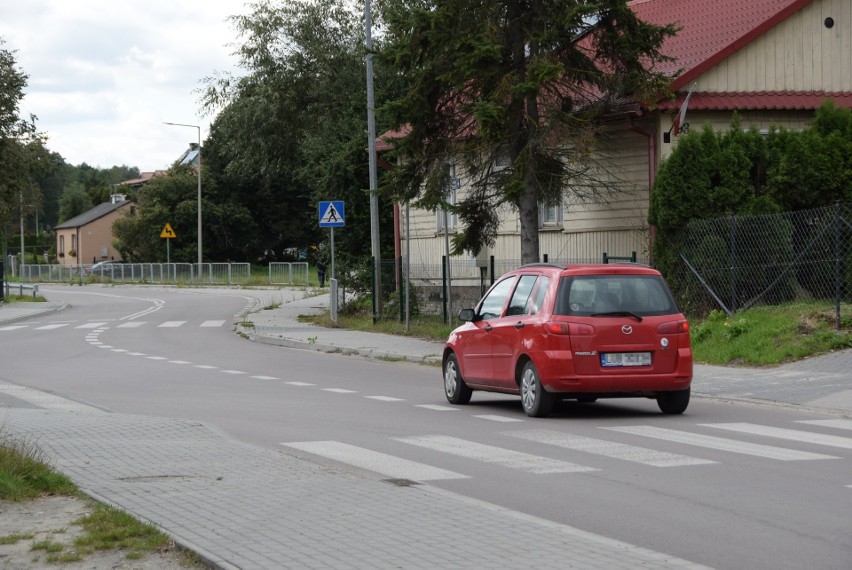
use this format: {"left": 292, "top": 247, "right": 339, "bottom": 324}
{"left": 377, "top": 0, "right": 675, "bottom": 263}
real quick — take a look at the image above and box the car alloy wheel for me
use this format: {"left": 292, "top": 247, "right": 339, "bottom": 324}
{"left": 520, "top": 361, "right": 554, "bottom": 417}
{"left": 444, "top": 353, "right": 471, "bottom": 405}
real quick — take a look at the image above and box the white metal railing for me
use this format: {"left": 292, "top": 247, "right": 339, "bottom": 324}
{"left": 269, "top": 262, "right": 309, "bottom": 287}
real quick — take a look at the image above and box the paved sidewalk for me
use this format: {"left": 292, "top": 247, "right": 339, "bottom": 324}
{"left": 0, "top": 292, "right": 849, "bottom": 569}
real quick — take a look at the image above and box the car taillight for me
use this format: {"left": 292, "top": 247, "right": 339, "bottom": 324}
{"left": 545, "top": 322, "right": 595, "bottom": 335}
{"left": 657, "top": 320, "right": 690, "bottom": 334}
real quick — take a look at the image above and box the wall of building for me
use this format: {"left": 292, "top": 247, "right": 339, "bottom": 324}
{"left": 55, "top": 205, "right": 131, "bottom": 266}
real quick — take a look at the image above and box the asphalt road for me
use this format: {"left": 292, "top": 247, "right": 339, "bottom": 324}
{"left": 1, "top": 285, "right": 850, "bottom": 570}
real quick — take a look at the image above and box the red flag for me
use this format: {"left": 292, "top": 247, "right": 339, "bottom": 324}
{"left": 673, "top": 83, "right": 697, "bottom": 136}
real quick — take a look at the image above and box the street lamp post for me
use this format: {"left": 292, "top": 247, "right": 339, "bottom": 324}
{"left": 164, "top": 122, "right": 202, "bottom": 265}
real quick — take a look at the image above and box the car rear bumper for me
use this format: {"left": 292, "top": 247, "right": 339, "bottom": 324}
{"left": 536, "top": 349, "right": 692, "bottom": 394}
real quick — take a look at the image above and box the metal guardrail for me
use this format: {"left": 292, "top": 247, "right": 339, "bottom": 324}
{"left": 4, "top": 282, "right": 39, "bottom": 298}
{"left": 269, "top": 262, "right": 309, "bottom": 287}
{"left": 17, "top": 262, "right": 304, "bottom": 287}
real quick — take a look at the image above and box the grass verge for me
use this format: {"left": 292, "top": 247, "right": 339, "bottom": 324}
{"left": 2, "top": 294, "right": 47, "bottom": 303}
{"left": 690, "top": 302, "right": 851, "bottom": 366}
{"left": 300, "top": 311, "right": 453, "bottom": 342}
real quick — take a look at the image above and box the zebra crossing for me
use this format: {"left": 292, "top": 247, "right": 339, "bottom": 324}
{"left": 0, "top": 319, "right": 228, "bottom": 331}
{"left": 281, "top": 419, "right": 852, "bottom": 483}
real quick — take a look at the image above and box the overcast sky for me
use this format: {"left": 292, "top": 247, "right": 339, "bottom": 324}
{"left": 1, "top": 1, "right": 250, "bottom": 172}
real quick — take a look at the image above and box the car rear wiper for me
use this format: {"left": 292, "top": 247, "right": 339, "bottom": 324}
{"left": 590, "top": 311, "right": 643, "bottom": 322}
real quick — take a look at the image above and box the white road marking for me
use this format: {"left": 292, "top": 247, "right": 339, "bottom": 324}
{"left": 281, "top": 441, "right": 468, "bottom": 481}
{"left": 509, "top": 429, "right": 714, "bottom": 467}
{"left": 200, "top": 320, "right": 226, "bottom": 327}
{"left": 252, "top": 375, "right": 279, "bottom": 380}
{"left": 98, "top": 345, "right": 113, "bottom": 349}
{"left": 35, "top": 323, "right": 69, "bottom": 330}
{"left": 195, "top": 365, "right": 218, "bottom": 369}
{"left": 323, "top": 388, "right": 357, "bottom": 394}
{"left": 89, "top": 342, "right": 102, "bottom": 346}
{"left": 168, "top": 360, "right": 191, "bottom": 365}
{"left": 415, "top": 404, "right": 459, "bottom": 411}
{"left": 76, "top": 322, "right": 107, "bottom": 329}
{"left": 0, "top": 326, "right": 27, "bottom": 331}
{"left": 111, "top": 349, "right": 127, "bottom": 353}
{"left": 396, "top": 435, "right": 597, "bottom": 474}
{"left": 702, "top": 423, "right": 852, "bottom": 450}
{"left": 365, "top": 396, "right": 405, "bottom": 402}
{"left": 126, "top": 352, "right": 146, "bottom": 356}
{"left": 117, "top": 321, "right": 146, "bottom": 328}
{"left": 285, "top": 382, "right": 315, "bottom": 386}
{"left": 797, "top": 419, "right": 852, "bottom": 431}
{"left": 158, "top": 321, "right": 186, "bottom": 328}
{"left": 221, "top": 370, "right": 246, "bottom": 375}
{"left": 474, "top": 415, "right": 524, "bottom": 423}
{"left": 605, "top": 426, "right": 839, "bottom": 461}
{"left": 146, "top": 356, "right": 167, "bottom": 360}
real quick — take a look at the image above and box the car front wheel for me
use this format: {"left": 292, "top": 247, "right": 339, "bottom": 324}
{"left": 520, "top": 361, "right": 554, "bottom": 418}
{"left": 657, "top": 387, "right": 690, "bottom": 414}
{"left": 444, "top": 353, "right": 472, "bottom": 405}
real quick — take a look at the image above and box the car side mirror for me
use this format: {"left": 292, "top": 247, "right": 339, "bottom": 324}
{"left": 457, "top": 308, "right": 476, "bottom": 322}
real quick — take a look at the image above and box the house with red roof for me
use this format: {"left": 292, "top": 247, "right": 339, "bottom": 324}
{"left": 390, "top": 0, "right": 851, "bottom": 274}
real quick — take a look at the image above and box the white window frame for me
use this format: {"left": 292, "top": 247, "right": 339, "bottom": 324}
{"left": 539, "top": 201, "right": 563, "bottom": 228}
{"left": 437, "top": 164, "right": 460, "bottom": 231}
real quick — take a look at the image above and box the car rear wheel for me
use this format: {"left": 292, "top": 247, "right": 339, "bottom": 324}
{"left": 520, "top": 361, "right": 554, "bottom": 418}
{"left": 444, "top": 353, "right": 472, "bottom": 405}
{"left": 657, "top": 387, "right": 690, "bottom": 414}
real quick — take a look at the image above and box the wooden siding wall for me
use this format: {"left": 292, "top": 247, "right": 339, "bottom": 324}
{"left": 698, "top": 0, "right": 851, "bottom": 92}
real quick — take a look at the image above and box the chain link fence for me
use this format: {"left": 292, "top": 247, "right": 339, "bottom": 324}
{"left": 676, "top": 203, "right": 851, "bottom": 326}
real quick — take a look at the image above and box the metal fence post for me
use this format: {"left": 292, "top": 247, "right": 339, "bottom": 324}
{"left": 731, "top": 214, "right": 738, "bottom": 313}
{"left": 371, "top": 256, "right": 377, "bottom": 323}
{"left": 442, "top": 255, "right": 448, "bottom": 324}
{"left": 835, "top": 201, "right": 842, "bottom": 330}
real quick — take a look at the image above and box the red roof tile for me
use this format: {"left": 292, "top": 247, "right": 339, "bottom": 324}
{"left": 630, "top": 0, "right": 815, "bottom": 90}
{"left": 656, "top": 91, "right": 852, "bottom": 110}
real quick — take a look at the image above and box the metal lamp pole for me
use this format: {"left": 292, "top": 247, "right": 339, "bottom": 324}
{"left": 164, "top": 122, "right": 202, "bottom": 264}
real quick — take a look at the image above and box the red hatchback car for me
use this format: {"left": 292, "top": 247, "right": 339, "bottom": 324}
{"left": 443, "top": 263, "right": 693, "bottom": 417}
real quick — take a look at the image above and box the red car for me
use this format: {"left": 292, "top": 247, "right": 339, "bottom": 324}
{"left": 443, "top": 263, "right": 693, "bottom": 417}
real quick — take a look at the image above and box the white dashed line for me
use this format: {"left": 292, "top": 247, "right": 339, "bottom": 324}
{"left": 158, "top": 321, "right": 186, "bottom": 328}
{"left": 0, "top": 326, "right": 27, "bottom": 331}
{"left": 168, "top": 360, "right": 191, "bottom": 365}
{"left": 252, "top": 375, "right": 279, "bottom": 380}
{"left": 415, "top": 404, "right": 459, "bottom": 411}
{"left": 76, "top": 322, "right": 108, "bottom": 329}
{"left": 365, "top": 396, "right": 405, "bottom": 402}
{"left": 195, "top": 365, "right": 218, "bottom": 370}
{"left": 146, "top": 356, "right": 167, "bottom": 361}
{"left": 323, "top": 388, "right": 357, "bottom": 394}
{"left": 126, "top": 352, "right": 146, "bottom": 356}
{"left": 797, "top": 419, "right": 852, "bottom": 431}
{"left": 286, "top": 382, "right": 315, "bottom": 386}
{"left": 111, "top": 349, "right": 127, "bottom": 353}
{"left": 117, "top": 321, "right": 146, "bottom": 328}
{"left": 200, "top": 320, "right": 226, "bottom": 327}
{"left": 35, "top": 324, "right": 69, "bottom": 330}
{"left": 221, "top": 370, "right": 247, "bottom": 375}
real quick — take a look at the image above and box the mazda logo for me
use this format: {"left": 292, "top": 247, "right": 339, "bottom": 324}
{"left": 621, "top": 325, "right": 633, "bottom": 334}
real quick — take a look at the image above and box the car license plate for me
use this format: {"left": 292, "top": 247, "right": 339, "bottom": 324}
{"left": 601, "top": 352, "right": 652, "bottom": 367}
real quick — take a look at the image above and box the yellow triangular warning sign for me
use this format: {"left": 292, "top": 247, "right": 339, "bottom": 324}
{"left": 160, "top": 223, "right": 177, "bottom": 239}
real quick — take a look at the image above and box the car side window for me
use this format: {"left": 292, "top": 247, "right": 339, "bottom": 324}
{"left": 478, "top": 276, "right": 517, "bottom": 320}
{"left": 527, "top": 276, "right": 549, "bottom": 315}
{"left": 506, "top": 275, "right": 538, "bottom": 316}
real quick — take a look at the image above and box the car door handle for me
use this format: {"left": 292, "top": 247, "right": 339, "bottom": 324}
{"left": 514, "top": 322, "right": 524, "bottom": 329}
{"left": 484, "top": 324, "right": 493, "bottom": 332}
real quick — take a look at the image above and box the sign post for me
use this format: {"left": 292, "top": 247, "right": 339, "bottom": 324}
{"left": 160, "top": 223, "right": 176, "bottom": 264}
{"left": 318, "top": 201, "right": 345, "bottom": 323}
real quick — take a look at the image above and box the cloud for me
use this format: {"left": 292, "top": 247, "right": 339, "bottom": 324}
{"left": 0, "top": 0, "right": 248, "bottom": 170}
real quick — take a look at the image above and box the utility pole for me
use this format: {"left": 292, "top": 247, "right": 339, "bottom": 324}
{"left": 365, "top": 0, "right": 382, "bottom": 320}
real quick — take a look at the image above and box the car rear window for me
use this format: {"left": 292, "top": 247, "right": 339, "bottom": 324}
{"left": 553, "top": 275, "right": 679, "bottom": 317}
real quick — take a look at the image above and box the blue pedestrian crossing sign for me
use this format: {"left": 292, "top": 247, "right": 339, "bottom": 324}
{"left": 318, "top": 201, "right": 345, "bottom": 227}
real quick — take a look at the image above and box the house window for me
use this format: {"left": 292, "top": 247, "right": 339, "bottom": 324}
{"left": 437, "top": 164, "right": 459, "bottom": 231}
{"left": 60, "top": 235, "right": 65, "bottom": 253}
{"left": 493, "top": 151, "right": 511, "bottom": 170}
{"left": 539, "top": 202, "right": 563, "bottom": 227}
{"left": 71, "top": 234, "right": 77, "bottom": 251}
